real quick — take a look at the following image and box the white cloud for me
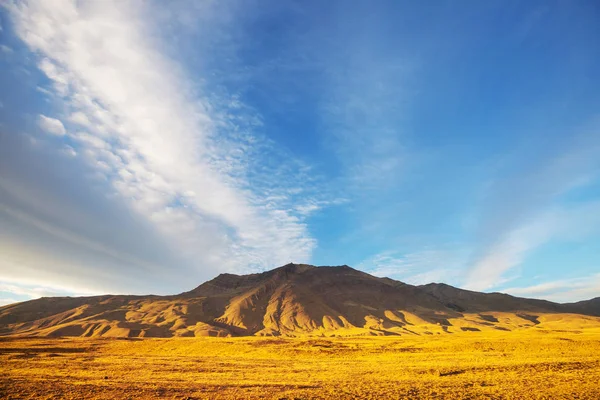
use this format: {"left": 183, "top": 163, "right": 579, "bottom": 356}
{"left": 61, "top": 145, "right": 77, "bottom": 157}
{"left": 465, "top": 215, "right": 554, "bottom": 291}
{"left": 0, "top": 298, "right": 20, "bottom": 306}
{"left": 503, "top": 274, "right": 600, "bottom": 303}
{"left": 465, "top": 125, "right": 600, "bottom": 291}
{"left": 0, "top": 281, "right": 93, "bottom": 299}
{"left": 360, "top": 246, "right": 468, "bottom": 285}
{"left": 68, "top": 111, "right": 91, "bottom": 127}
{"left": 5, "top": 0, "right": 326, "bottom": 294}
{"left": 36, "top": 86, "right": 53, "bottom": 96}
{"left": 38, "top": 114, "right": 66, "bottom": 136}
{"left": 466, "top": 201, "right": 600, "bottom": 291}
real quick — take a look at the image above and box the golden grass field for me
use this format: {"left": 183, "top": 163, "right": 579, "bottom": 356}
{"left": 2, "top": 327, "right": 600, "bottom": 399}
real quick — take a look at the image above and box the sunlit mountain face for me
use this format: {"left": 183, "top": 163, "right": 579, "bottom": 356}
{"left": 1, "top": 264, "right": 599, "bottom": 338}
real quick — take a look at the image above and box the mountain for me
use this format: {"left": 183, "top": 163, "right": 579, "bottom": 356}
{"left": 563, "top": 297, "right": 600, "bottom": 315}
{"left": 1, "top": 263, "right": 599, "bottom": 338}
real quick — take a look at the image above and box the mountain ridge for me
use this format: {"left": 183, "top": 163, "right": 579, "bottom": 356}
{"left": 1, "top": 263, "right": 599, "bottom": 338}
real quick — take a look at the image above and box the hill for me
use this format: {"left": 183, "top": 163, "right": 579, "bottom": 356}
{"left": 1, "top": 263, "right": 599, "bottom": 337}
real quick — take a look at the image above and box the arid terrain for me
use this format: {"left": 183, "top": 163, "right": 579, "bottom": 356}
{"left": 2, "top": 264, "right": 600, "bottom": 398}
{"left": 1, "top": 264, "right": 599, "bottom": 339}
{"left": 2, "top": 329, "right": 600, "bottom": 399}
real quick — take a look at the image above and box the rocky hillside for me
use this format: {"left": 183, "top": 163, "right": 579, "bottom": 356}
{"left": 1, "top": 263, "right": 599, "bottom": 338}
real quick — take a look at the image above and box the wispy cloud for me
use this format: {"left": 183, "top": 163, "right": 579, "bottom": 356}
{"left": 503, "top": 274, "right": 600, "bottom": 303}
{"left": 465, "top": 127, "right": 600, "bottom": 290}
{"left": 0, "top": 298, "right": 20, "bottom": 307}
{"left": 37, "top": 114, "right": 66, "bottom": 136}
{"left": 359, "top": 246, "right": 468, "bottom": 285}
{"left": 465, "top": 212, "right": 555, "bottom": 291}
{"left": 0, "top": 281, "right": 96, "bottom": 299}
{"left": 319, "top": 35, "right": 414, "bottom": 189}
{"left": 2, "top": 0, "right": 329, "bottom": 294}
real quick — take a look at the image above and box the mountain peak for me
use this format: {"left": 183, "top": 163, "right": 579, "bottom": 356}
{"left": 2, "top": 264, "right": 600, "bottom": 338}
{"left": 272, "top": 263, "right": 316, "bottom": 274}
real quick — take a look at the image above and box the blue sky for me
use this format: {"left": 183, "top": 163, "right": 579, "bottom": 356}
{"left": 0, "top": 0, "right": 599, "bottom": 304}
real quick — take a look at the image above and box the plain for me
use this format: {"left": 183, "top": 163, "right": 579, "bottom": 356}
{"left": 2, "top": 326, "right": 600, "bottom": 399}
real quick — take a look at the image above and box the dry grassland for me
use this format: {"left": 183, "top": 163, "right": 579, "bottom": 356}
{"left": 2, "top": 329, "right": 600, "bottom": 399}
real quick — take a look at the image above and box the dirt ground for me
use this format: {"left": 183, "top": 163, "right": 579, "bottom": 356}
{"left": 2, "top": 330, "right": 600, "bottom": 399}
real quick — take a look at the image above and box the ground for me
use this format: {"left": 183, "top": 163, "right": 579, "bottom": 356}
{"left": 2, "top": 329, "right": 600, "bottom": 399}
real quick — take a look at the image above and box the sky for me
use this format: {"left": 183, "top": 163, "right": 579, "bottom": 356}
{"left": 0, "top": 0, "right": 599, "bottom": 305}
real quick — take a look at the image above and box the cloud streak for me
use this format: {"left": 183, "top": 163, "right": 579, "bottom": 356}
{"left": 503, "top": 274, "right": 600, "bottom": 303}
{"left": 2, "top": 0, "right": 327, "bottom": 297}
{"left": 359, "top": 246, "right": 468, "bottom": 286}
{"left": 465, "top": 126, "right": 600, "bottom": 291}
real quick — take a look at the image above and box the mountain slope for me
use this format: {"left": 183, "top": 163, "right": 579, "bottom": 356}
{"left": 1, "top": 264, "right": 599, "bottom": 338}
{"left": 419, "top": 283, "right": 563, "bottom": 313}
{"left": 563, "top": 297, "right": 600, "bottom": 316}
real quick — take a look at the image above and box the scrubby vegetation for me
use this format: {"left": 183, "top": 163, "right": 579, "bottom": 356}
{"left": 2, "top": 328, "right": 599, "bottom": 399}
